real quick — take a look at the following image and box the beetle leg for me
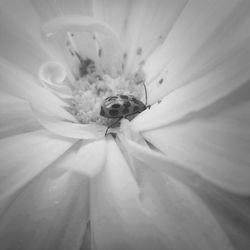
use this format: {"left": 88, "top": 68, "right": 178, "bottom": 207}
{"left": 124, "top": 111, "right": 140, "bottom": 119}
{"left": 105, "top": 117, "right": 122, "bottom": 135}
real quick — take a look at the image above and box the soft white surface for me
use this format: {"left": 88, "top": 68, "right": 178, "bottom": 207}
{"left": 60, "top": 138, "right": 107, "bottom": 177}
{"left": 90, "top": 136, "right": 233, "bottom": 250}
{"left": 0, "top": 160, "right": 89, "bottom": 250}
{"left": 0, "top": 1, "right": 249, "bottom": 249}
{"left": 139, "top": 90, "right": 250, "bottom": 195}
{"left": 0, "top": 93, "right": 41, "bottom": 139}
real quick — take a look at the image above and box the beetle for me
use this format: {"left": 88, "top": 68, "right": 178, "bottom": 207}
{"left": 100, "top": 81, "right": 149, "bottom": 135}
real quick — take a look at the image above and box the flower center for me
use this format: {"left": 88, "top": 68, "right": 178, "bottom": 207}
{"left": 69, "top": 55, "right": 145, "bottom": 126}
{"left": 40, "top": 16, "right": 147, "bottom": 128}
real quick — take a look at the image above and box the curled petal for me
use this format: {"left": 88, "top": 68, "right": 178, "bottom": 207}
{"left": 39, "top": 61, "right": 67, "bottom": 84}
{"left": 39, "top": 61, "right": 72, "bottom": 99}
{"left": 43, "top": 15, "right": 121, "bottom": 48}
{"left": 0, "top": 58, "right": 77, "bottom": 123}
{"left": 0, "top": 58, "right": 61, "bottom": 104}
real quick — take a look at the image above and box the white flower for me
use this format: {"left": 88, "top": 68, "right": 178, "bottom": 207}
{"left": 0, "top": 0, "right": 250, "bottom": 250}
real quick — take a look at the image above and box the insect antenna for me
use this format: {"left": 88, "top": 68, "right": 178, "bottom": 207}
{"left": 105, "top": 117, "right": 122, "bottom": 135}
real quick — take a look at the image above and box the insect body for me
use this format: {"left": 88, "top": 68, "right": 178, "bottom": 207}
{"left": 100, "top": 94, "right": 146, "bottom": 118}
{"left": 100, "top": 80, "right": 149, "bottom": 135}
{"left": 100, "top": 94, "right": 146, "bottom": 135}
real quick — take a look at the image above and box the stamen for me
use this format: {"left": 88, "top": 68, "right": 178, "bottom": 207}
{"left": 69, "top": 60, "right": 145, "bottom": 126}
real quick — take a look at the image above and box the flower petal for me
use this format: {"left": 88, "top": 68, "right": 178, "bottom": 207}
{"left": 31, "top": 0, "right": 93, "bottom": 21}
{"left": 0, "top": 92, "right": 41, "bottom": 139}
{"left": 43, "top": 15, "right": 120, "bottom": 45}
{"left": 59, "top": 139, "right": 107, "bottom": 177}
{"left": 190, "top": 178, "right": 250, "bottom": 250}
{"left": 39, "top": 61, "right": 73, "bottom": 100}
{"left": 134, "top": 55, "right": 250, "bottom": 131}
{"left": 90, "top": 136, "right": 232, "bottom": 250}
{"left": 42, "top": 14, "right": 124, "bottom": 77}
{"left": 0, "top": 0, "right": 55, "bottom": 75}
{"left": 119, "top": 121, "right": 250, "bottom": 249}
{"left": 93, "top": 0, "right": 188, "bottom": 75}
{"left": 0, "top": 130, "right": 76, "bottom": 214}
{"left": 0, "top": 58, "right": 60, "bottom": 104}
{"left": 119, "top": 133, "right": 200, "bottom": 190}
{"left": 30, "top": 0, "right": 94, "bottom": 76}
{"left": 119, "top": 119, "right": 147, "bottom": 146}
{"left": 33, "top": 111, "right": 106, "bottom": 139}
{"left": 145, "top": 0, "right": 243, "bottom": 99}
{"left": 138, "top": 86, "right": 250, "bottom": 194}
{"left": 0, "top": 161, "right": 89, "bottom": 250}
{"left": 135, "top": 3, "right": 250, "bottom": 128}
{"left": 50, "top": 0, "right": 93, "bottom": 16}
{"left": 0, "top": 58, "right": 78, "bottom": 123}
